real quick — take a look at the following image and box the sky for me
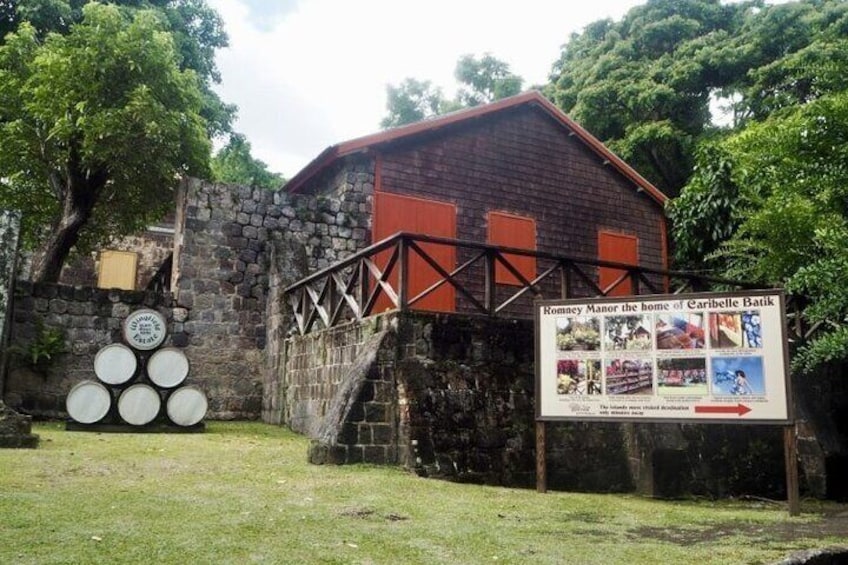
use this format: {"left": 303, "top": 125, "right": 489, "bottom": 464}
{"left": 208, "top": 0, "right": 646, "bottom": 178}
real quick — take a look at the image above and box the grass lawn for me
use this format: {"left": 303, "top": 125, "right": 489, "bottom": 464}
{"left": 1, "top": 422, "right": 846, "bottom": 564}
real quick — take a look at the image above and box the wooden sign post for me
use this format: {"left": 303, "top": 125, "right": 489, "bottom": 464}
{"left": 534, "top": 290, "right": 799, "bottom": 515}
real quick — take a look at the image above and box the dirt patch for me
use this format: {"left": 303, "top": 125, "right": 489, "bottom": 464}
{"left": 339, "top": 507, "right": 409, "bottom": 522}
{"left": 631, "top": 509, "right": 848, "bottom": 545}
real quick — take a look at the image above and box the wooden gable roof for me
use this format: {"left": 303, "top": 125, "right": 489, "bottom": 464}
{"left": 284, "top": 90, "right": 668, "bottom": 206}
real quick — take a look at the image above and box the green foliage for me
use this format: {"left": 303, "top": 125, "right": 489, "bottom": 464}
{"left": 380, "top": 78, "right": 450, "bottom": 129}
{"left": 666, "top": 139, "right": 742, "bottom": 270}
{"left": 211, "top": 133, "right": 285, "bottom": 189}
{"left": 7, "top": 319, "right": 66, "bottom": 371}
{"left": 0, "top": 3, "right": 211, "bottom": 281}
{"left": 454, "top": 53, "right": 523, "bottom": 107}
{"left": 0, "top": 0, "right": 234, "bottom": 136}
{"left": 546, "top": 0, "right": 848, "bottom": 196}
{"left": 547, "top": 0, "right": 743, "bottom": 194}
{"left": 381, "top": 53, "right": 522, "bottom": 129}
{"left": 673, "top": 91, "right": 848, "bottom": 373}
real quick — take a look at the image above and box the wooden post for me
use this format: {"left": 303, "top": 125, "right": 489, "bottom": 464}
{"left": 630, "top": 268, "right": 640, "bottom": 296}
{"left": 536, "top": 420, "right": 547, "bottom": 493}
{"left": 484, "top": 249, "right": 496, "bottom": 315}
{"left": 559, "top": 261, "right": 571, "bottom": 299}
{"left": 784, "top": 424, "right": 801, "bottom": 516}
{"left": 398, "top": 237, "right": 409, "bottom": 310}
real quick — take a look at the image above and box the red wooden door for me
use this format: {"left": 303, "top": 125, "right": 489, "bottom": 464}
{"left": 598, "top": 231, "right": 638, "bottom": 296}
{"left": 373, "top": 192, "right": 456, "bottom": 312}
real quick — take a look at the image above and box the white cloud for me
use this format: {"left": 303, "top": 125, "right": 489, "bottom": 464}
{"left": 209, "top": 0, "right": 644, "bottom": 177}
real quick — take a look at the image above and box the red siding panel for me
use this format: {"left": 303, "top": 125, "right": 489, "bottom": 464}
{"left": 487, "top": 211, "right": 536, "bottom": 286}
{"left": 373, "top": 192, "right": 456, "bottom": 312}
{"left": 598, "top": 230, "right": 638, "bottom": 296}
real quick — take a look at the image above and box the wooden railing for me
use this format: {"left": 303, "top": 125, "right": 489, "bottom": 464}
{"left": 284, "top": 232, "right": 764, "bottom": 336}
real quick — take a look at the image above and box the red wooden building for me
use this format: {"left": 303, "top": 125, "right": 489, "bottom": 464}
{"left": 285, "top": 90, "right": 668, "bottom": 315}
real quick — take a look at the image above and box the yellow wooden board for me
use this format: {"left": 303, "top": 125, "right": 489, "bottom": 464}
{"left": 97, "top": 250, "right": 138, "bottom": 290}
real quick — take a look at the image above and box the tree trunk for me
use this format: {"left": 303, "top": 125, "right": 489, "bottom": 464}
{"left": 31, "top": 181, "right": 103, "bottom": 283}
{"left": 31, "top": 211, "right": 88, "bottom": 283}
{"left": 31, "top": 139, "right": 108, "bottom": 283}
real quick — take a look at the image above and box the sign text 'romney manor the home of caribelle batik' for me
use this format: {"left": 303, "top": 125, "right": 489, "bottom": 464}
{"left": 536, "top": 290, "right": 790, "bottom": 424}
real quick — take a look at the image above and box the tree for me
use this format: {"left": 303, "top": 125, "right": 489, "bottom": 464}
{"left": 669, "top": 91, "right": 848, "bottom": 373}
{"left": 0, "top": 0, "right": 235, "bottom": 137}
{"left": 546, "top": 0, "right": 848, "bottom": 196}
{"left": 547, "top": 0, "right": 754, "bottom": 195}
{"left": 211, "top": 134, "right": 285, "bottom": 189}
{"left": 381, "top": 54, "right": 523, "bottom": 128}
{"left": 0, "top": 3, "right": 210, "bottom": 282}
{"left": 454, "top": 53, "right": 523, "bottom": 107}
{"left": 380, "top": 78, "right": 449, "bottom": 129}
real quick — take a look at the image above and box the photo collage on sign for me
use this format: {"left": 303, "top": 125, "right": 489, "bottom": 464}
{"left": 553, "top": 306, "right": 766, "bottom": 398}
{"left": 709, "top": 311, "right": 765, "bottom": 396}
{"left": 555, "top": 317, "right": 602, "bottom": 396}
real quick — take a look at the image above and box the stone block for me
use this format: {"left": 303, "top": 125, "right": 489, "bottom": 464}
{"left": 0, "top": 401, "right": 39, "bottom": 449}
{"left": 364, "top": 402, "right": 389, "bottom": 422}
{"left": 363, "top": 445, "right": 387, "bottom": 464}
{"left": 371, "top": 424, "right": 393, "bottom": 444}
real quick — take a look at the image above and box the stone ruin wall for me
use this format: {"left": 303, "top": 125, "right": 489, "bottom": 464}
{"left": 283, "top": 310, "right": 827, "bottom": 499}
{"left": 173, "top": 157, "right": 374, "bottom": 420}
{"left": 3, "top": 156, "right": 376, "bottom": 420}
{"left": 57, "top": 229, "right": 174, "bottom": 290}
{"left": 285, "top": 311, "right": 635, "bottom": 489}
{"left": 5, "top": 283, "right": 175, "bottom": 417}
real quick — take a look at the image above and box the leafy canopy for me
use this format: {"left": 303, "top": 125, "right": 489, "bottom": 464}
{"left": 454, "top": 53, "right": 523, "bottom": 107}
{"left": 670, "top": 92, "right": 848, "bottom": 373}
{"left": 0, "top": 3, "right": 210, "bottom": 281}
{"left": 211, "top": 133, "right": 285, "bottom": 189}
{"left": 546, "top": 0, "right": 848, "bottom": 196}
{"left": 381, "top": 53, "right": 523, "bottom": 129}
{"left": 380, "top": 78, "right": 450, "bottom": 129}
{"left": 0, "top": 0, "right": 235, "bottom": 137}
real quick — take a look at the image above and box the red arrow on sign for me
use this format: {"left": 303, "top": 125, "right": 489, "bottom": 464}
{"left": 694, "top": 404, "right": 752, "bottom": 416}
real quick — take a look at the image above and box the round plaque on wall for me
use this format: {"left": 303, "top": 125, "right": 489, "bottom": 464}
{"left": 122, "top": 308, "right": 167, "bottom": 351}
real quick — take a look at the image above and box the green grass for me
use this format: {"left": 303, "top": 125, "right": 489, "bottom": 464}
{"left": 1, "top": 422, "right": 846, "bottom": 564}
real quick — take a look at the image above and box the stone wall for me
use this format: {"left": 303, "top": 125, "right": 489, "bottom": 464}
{"left": 4, "top": 282, "right": 174, "bottom": 417}
{"left": 284, "top": 312, "right": 633, "bottom": 489}
{"left": 56, "top": 229, "right": 174, "bottom": 290}
{"left": 394, "top": 313, "right": 633, "bottom": 490}
{"left": 285, "top": 316, "right": 398, "bottom": 465}
{"left": 281, "top": 310, "right": 815, "bottom": 498}
{"left": 172, "top": 169, "right": 373, "bottom": 420}
{"left": 3, "top": 168, "right": 374, "bottom": 420}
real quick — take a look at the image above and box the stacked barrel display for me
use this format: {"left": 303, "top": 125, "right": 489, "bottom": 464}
{"left": 65, "top": 308, "right": 207, "bottom": 430}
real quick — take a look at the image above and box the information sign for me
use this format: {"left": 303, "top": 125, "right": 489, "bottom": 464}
{"left": 535, "top": 290, "right": 791, "bottom": 423}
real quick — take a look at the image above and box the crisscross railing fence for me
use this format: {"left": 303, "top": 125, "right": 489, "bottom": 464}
{"left": 282, "top": 232, "right": 806, "bottom": 338}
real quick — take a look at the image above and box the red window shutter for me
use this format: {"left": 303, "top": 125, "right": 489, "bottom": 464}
{"left": 373, "top": 192, "right": 456, "bottom": 312}
{"left": 598, "top": 231, "right": 638, "bottom": 296}
{"left": 487, "top": 211, "right": 536, "bottom": 286}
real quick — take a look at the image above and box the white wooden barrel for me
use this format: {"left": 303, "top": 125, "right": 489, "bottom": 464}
{"left": 147, "top": 347, "right": 189, "bottom": 388}
{"left": 66, "top": 380, "right": 112, "bottom": 424}
{"left": 166, "top": 386, "right": 208, "bottom": 427}
{"left": 122, "top": 309, "right": 167, "bottom": 351}
{"left": 117, "top": 384, "right": 161, "bottom": 425}
{"left": 93, "top": 343, "right": 137, "bottom": 385}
